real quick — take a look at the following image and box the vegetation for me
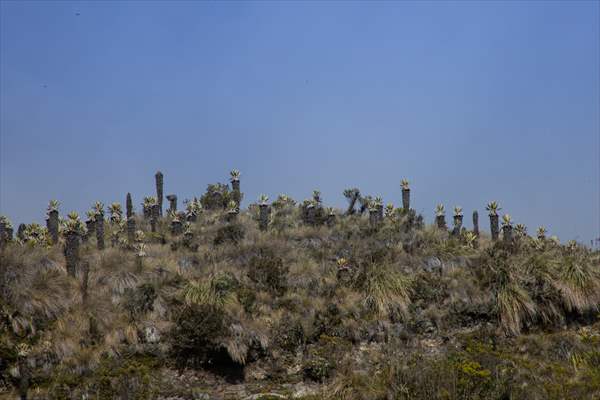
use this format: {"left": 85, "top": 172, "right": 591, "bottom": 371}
{"left": 0, "top": 171, "right": 598, "bottom": 399}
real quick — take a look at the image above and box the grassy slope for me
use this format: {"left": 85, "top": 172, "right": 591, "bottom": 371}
{"left": 1, "top": 205, "right": 600, "bottom": 399}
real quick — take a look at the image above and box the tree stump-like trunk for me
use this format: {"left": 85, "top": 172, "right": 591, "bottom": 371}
{"left": 47, "top": 210, "right": 59, "bottom": 244}
{"left": 402, "top": 189, "right": 410, "bottom": 210}
{"left": 127, "top": 218, "right": 136, "bottom": 244}
{"left": 436, "top": 215, "right": 447, "bottom": 230}
{"left": 126, "top": 193, "right": 133, "bottom": 219}
{"left": 155, "top": 171, "right": 164, "bottom": 217}
{"left": 259, "top": 205, "right": 269, "bottom": 231}
{"left": 96, "top": 215, "right": 105, "bottom": 250}
{"left": 452, "top": 215, "right": 463, "bottom": 236}
{"left": 490, "top": 215, "right": 499, "bottom": 241}
{"left": 64, "top": 232, "right": 80, "bottom": 277}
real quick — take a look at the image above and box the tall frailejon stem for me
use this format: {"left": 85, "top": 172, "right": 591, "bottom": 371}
{"left": 166, "top": 194, "right": 178, "bottom": 213}
{"left": 150, "top": 203, "right": 160, "bottom": 233}
{"left": 401, "top": 179, "right": 410, "bottom": 211}
{"left": 126, "top": 192, "right": 133, "bottom": 219}
{"left": 155, "top": 171, "right": 164, "bottom": 217}
{"left": 230, "top": 169, "right": 242, "bottom": 208}
{"left": 127, "top": 217, "right": 136, "bottom": 245}
{"left": 502, "top": 214, "right": 513, "bottom": 245}
{"left": 374, "top": 196, "right": 384, "bottom": 222}
{"left": 369, "top": 201, "right": 380, "bottom": 227}
{"left": 84, "top": 210, "right": 95, "bottom": 242}
{"left": 472, "top": 211, "right": 479, "bottom": 236}
{"left": 452, "top": 207, "right": 463, "bottom": 236}
{"left": 94, "top": 202, "right": 105, "bottom": 250}
{"left": 258, "top": 194, "right": 270, "bottom": 231}
{"left": 63, "top": 212, "right": 85, "bottom": 277}
{"left": 46, "top": 200, "right": 60, "bottom": 245}
{"left": 486, "top": 201, "right": 501, "bottom": 241}
{"left": 435, "top": 204, "right": 446, "bottom": 230}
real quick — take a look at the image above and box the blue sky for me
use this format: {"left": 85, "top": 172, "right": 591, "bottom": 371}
{"left": 1, "top": 1, "right": 598, "bottom": 243}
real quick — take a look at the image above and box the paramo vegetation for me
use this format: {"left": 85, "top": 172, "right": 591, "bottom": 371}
{"left": 1, "top": 170, "right": 599, "bottom": 399}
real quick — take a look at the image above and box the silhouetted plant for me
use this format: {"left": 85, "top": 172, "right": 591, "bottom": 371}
{"left": 126, "top": 192, "right": 133, "bottom": 219}
{"left": 486, "top": 201, "right": 501, "bottom": 241}
{"left": 435, "top": 204, "right": 446, "bottom": 230}
{"left": 170, "top": 209, "right": 183, "bottom": 236}
{"left": 343, "top": 188, "right": 360, "bottom": 215}
{"left": 258, "top": 194, "right": 270, "bottom": 231}
{"left": 108, "top": 202, "right": 123, "bottom": 224}
{"left": 62, "top": 211, "right": 86, "bottom": 277}
{"left": 401, "top": 179, "right": 410, "bottom": 210}
{"left": 84, "top": 209, "right": 96, "bottom": 242}
{"left": 155, "top": 171, "right": 164, "bottom": 217}
{"left": 93, "top": 201, "right": 105, "bottom": 250}
{"left": 472, "top": 210, "right": 479, "bottom": 236}
{"left": 0, "top": 215, "right": 12, "bottom": 247}
{"left": 46, "top": 200, "right": 60, "bottom": 245}
{"left": 452, "top": 206, "right": 463, "bottom": 236}
{"left": 502, "top": 214, "right": 513, "bottom": 245}
{"left": 166, "top": 194, "right": 177, "bottom": 213}
{"left": 230, "top": 169, "right": 242, "bottom": 208}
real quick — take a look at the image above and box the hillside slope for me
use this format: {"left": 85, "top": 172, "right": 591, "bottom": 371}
{"left": 1, "top": 184, "right": 599, "bottom": 399}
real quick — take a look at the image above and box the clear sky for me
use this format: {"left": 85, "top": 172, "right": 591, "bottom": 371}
{"left": 1, "top": 1, "right": 598, "bottom": 243}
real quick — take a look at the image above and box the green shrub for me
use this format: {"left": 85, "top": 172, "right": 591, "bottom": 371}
{"left": 247, "top": 248, "right": 288, "bottom": 296}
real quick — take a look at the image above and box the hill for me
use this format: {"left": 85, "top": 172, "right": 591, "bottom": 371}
{"left": 1, "top": 173, "right": 599, "bottom": 399}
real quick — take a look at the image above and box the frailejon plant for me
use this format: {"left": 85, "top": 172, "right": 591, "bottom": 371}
{"left": 374, "top": 196, "right": 384, "bottom": 221}
{"left": 230, "top": 169, "right": 242, "bottom": 208}
{"left": 401, "top": 179, "right": 410, "bottom": 210}
{"left": 62, "top": 211, "right": 86, "bottom": 277}
{"left": 109, "top": 202, "right": 123, "bottom": 224}
{"left": 452, "top": 206, "right": 463, "bottom": 236}
{"left": 226, "top": 200, "right": 239, "bottom": 223}
{"left": 143, "top": 196, "right": 157, "bottom": 219}
{"left": 166, "top": 194, "right": 178, "bottom": 213}
{"left": 0, "top": 215, "right": 12, "bottom": 247}
{"left": 435, "top": 204, "right": 446, "bottom": 230}
{"left": 343, "top": 188, "right": 360, "bottom": 215}
{"left": 502, "top": 214, "right": 513, "bottom": 245}
{"left": 185, "top": 198, "right": 202, "bottom": 222}
{"left": 126, "top": 192, "right": 134, "bottom": 219}
{"left": 46, "top": 200, "right": 60, "bottom": 245}
{"left": 486, "top": 201, "right": 501, "bottom": 241}
{"left": 326, "top": 207, "right": 336, "bottom": 227}
{"left": 84, "top": 209, "right": 96, "bottom": 242}
{"left": 93, "top": 201, "right": 105, "bottom": 250}
{"left": 258, "top": 194, "right": 270, "bottom": 231}
{"left": 170, "top": 209, "right": 183, "bottom": 236}
{"left": 155, "top": 171, "right": 164, "bottom": 217}
{"left": 127, "top": 215, "right": 136, "bottom": 245}
{"left": 472, "top": 210, "right": 479, "bottom": 236}
{"left": 464, "top": 231, "right": 478, "bottom": 248}
{"left": 368, "top": 199, "right": 380, "bottom": 226}
{"left": 537, "top": 226, "right": 547, "bottom": 241}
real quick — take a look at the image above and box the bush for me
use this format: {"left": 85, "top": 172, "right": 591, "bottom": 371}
{"left": 213, "top": 222, "right": 245, "bottom": 245}
{"left": 168, "top": 304, "right": 229, "bottom": 369}
{"left": 200, "top": 183, "right": 233, "bottom": 210}
{"left": 247, "top": 248, "right": 288, "bottom": 296}
{"left": 122, "top": 283, "right": 157, "bottom": 320}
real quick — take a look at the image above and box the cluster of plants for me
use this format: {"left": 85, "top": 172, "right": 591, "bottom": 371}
{"left": 0, "top": 170, "right": 598, "bottom": 399}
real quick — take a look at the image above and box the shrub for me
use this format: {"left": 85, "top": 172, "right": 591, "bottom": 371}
{"left": 168, "top": 303, "right": 228, "bottom": 369}
{"left": 213, "top": 222, "right": 245, "bottom": 245}
{"left": 247, "top": 248, "right": 288, "bottom": 296}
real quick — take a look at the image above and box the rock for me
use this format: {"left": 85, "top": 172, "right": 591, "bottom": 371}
{"left": 144, "top": 326, "right": 160, "bottom": 343}
{"left": 423, "top": 256, "right": 442, "bottom": 272}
